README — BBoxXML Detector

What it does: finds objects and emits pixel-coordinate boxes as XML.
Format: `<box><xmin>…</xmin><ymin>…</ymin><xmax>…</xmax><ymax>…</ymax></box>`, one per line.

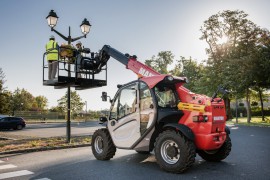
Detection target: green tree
<box><xmin>0</xmin><ymin>68</ymin><xmax>10</xmax><ymax>114</ymax></box>
<box><xmin>35</xmin><ymin>96</ymin><xmax>48</xmax><ymax>111</ymax></box>
<box><xmin>57</xmin><ymin>90</ymin><xmax>84</xmax><ymax>116</ymax></box>
<box><xmin>145</xmin><ymin>51</ymin><xmax>174</xmax><ymax>74</ymax></box>
<box><xmin>251</xmin><ymin>29</ymin><xmax>270</xmax><ymax>121</ymax></box>
<box><xmin>10</xmin><ymin>88</ymin><xmax>35</xmax><ymax>115</ymax></box>
<box><xmin>49</xmin><ymin>106</ymin><xmax>61</xmax><ymax>112</ymax></box>
<box><xmin>172</xmin><ymin>56</ymin><xmax>205</xmax><ymax>93</ymax></box>
<box><xmin>200</xmin><ymin>10</ymin><xmax>262</xmax><ymax>122</ymax></box>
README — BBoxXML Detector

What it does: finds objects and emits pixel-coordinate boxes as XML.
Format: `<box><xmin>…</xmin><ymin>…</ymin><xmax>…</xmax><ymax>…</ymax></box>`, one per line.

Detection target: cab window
<box><xmin>140</xmin><ymin>83</ymin><xmax>153</xmax><ymax>110</ymax></box>
<box><xmin>118</xmin><ymin>84</ymin><xmax>137</xmax><ymax>119</ymax></box>
<box><xmin>109</xmin><ymin>96</ymin><xmax>119</xmax><ymax>120</ymax></box>
<box><xmin>139</xmin><ymin>82</ymin><xmax>154</xmax><ymax>134</ymax></box>
<box><xmin>154</xmin><ymin>86</ymin><xmax>178</xmax><ymax>108</ymax></box>
<box><xmin>109</xmin><ymin>83</ymin><xmax>137</xmax><ymax>120</ymax></box>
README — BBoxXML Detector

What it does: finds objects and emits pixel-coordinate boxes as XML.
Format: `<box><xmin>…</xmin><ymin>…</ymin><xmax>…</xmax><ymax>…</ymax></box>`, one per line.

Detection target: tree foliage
<box><xmin>10</xmin><ymin>88</ymin><xmax>35</xmax><ymax>115</ymax></box>
<box><xmin>34</xmin><ymin>96</ymin><xmax>48</xmax><ymax>111</ymax></box>
<box><xmin>172</xmin><ymin>56</ymin><xmax>206</xmax><ymax>94</ymax></box>
<box><xmin>145</xmin><ymin>51</ymin><xmax>174</xmax><ymax>74</ymax></box>
<box><xmin>143</xmin><ymin>10</ymin><xmax>269</xmax><ymax>122</ymax></box>
<box><xmin>200</xmin><ymin>10</ymin><xmax>270</xmax><ymax>122</ymax></box>
<box><xmin>57</xmin><ymin>90</ymin><xmax>84</xmax><ymax>114</ymax></box>
<box><xmin>0</xmin><ymin>68</ymin><xmax>10</xmax><ymax>114</ymax></box>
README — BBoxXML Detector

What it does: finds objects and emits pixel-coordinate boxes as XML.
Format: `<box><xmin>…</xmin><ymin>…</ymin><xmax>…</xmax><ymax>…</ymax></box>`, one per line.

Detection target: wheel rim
<box><xmin>17</xmin><ymin>125</ymin><xmax>22</xmax><ymax>130</ymax></box>
<box><xmin>160</xmin><ymin>139</ymin><xmax>180</xmax><ymax>164</ymax></box>
<box><xmin>94</xmin><ymin>136</ymin><xmax>104</xmax><ymax>154</ymax></box>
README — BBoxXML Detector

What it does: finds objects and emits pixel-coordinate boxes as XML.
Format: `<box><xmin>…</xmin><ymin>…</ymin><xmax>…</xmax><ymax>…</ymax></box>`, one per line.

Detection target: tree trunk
<box><xmin>258</xmin><ymin>89</ymin><xmax>265</xmax><ymax>121</ymax></box>
<box><xmin>246</xmin><ymin>88</ymin><xmax>251</xmax><ymax>123</ymax></box>
<box><xmin>235</xmin><ymin>97</ymin><xmax>238</xmax><ymax>123</ymax></box>
<box><xmin>224</xmin><ymin>97</ymin><xmax>232</xmax><ymax>120</ymax></box>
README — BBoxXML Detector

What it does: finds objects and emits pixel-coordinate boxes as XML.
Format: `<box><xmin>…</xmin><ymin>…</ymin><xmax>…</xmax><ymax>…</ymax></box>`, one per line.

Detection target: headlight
<box><xmin>167</xmin><ymin>76</ymin><xmax>174</xmax><ymax>81</ymax></box>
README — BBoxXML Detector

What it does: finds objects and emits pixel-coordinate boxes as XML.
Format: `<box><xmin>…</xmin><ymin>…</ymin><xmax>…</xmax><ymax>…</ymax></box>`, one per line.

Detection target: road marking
<box><xmin>0</xmin><ymin>164</ymin><xmax>17</xmax><ymax>170</ymax></box>
<box><xmin>0</xmin><ymin>170</ymin><xmax>34</xmax><ymax>179</ymax></box>
<box><xmin>35</xmin><ymin>178</ymin><xmax>51</xmax><ymax>180</ymax></box>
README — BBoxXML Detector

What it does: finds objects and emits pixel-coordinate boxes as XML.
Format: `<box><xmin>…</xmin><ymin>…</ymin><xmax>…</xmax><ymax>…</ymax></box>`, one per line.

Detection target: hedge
<box><xmin>230</xmin><ymin>107</ymin><xmax>270</xmax><ymax>117</ymax></box>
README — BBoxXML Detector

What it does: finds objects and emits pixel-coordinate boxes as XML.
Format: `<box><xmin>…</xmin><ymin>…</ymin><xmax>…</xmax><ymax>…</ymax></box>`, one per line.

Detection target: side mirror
<box><xmin>101</xmin><ymin>92</ymin><xmax>107</xmax><ymax>101</ymax></box>
<box><xmin>100</xmin><ymin>116</ymin><xmax>108</xmax><ymax>123</ymax></box>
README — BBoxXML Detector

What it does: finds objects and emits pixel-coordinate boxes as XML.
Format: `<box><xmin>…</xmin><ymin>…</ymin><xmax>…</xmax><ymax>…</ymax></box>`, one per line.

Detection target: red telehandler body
<box><xmin>91</xmin><ymin>45</ymin><xmax>231</xmax><ymax>173</ymax></box>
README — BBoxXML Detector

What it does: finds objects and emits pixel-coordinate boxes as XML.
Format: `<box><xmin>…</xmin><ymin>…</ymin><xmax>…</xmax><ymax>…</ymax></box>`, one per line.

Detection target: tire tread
<box><xmin>92</xmin><ymin>128</ymin><xmax>116</xmax><ymax>160</ymax></box>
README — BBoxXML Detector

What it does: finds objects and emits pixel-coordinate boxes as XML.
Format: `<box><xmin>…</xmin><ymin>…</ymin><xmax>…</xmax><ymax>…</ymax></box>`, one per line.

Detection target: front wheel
<box><xmin>198</xmin><ymin>135</ymin><xmax>232</xmax><ymax>162</ymax></box>
<box><xmin>91</xmin><ymin>129</ymin><xmax>116</xmax><ymax>160</ymax></box>
<box><xmin>154</xmin><ymin>130</ymin><xmax>196</xmax><ymax>173</ymax></box>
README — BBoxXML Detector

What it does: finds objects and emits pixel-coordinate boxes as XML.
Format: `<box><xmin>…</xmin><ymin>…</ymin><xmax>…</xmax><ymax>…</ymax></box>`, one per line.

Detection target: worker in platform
<box><xmin>46</xmin><ymin>35</ymin><xmax>59</xmax><ymax>80</ymax></box>
<box><xmin>75</xmin><ymin>41</ymin><xmax>83</xmax><ymax>52</ymax></box>
<box><xmin>75</xmin><ymin>41</ymin><xmax>83</xmax><ymax>78</ymax></box>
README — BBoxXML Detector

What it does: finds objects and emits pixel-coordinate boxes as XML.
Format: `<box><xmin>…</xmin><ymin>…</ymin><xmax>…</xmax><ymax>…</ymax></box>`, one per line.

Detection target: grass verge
<box><xmin>227</xmin><ymin>116</ymin><xmax>270</xmax><ymax>127</ymax></box>
<box><xmin>0</xmin><ymin>136</ymin><xmax>91</xmax><ymax>155</ymax></box>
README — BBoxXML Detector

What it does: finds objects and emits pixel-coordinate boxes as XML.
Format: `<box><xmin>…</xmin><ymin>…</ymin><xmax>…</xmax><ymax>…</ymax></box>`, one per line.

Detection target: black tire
<box><xmin>91</xmin><ymin>128</ymin><xmax>116</xmax><ymax>160</ymax></box>
<box><xmin>16</xmin><ymin>124</ymin><xmax>23</xmax><ymax>130</ymax></box>
<box><xmin>154</xmin><ymin>130</ymin><xmax>196</xmax><ymax>173</ymax></box>
<box><xmin>198</xmin><ymin>135</ymin><xmax>232</xmax><ymax>162</ymax></box>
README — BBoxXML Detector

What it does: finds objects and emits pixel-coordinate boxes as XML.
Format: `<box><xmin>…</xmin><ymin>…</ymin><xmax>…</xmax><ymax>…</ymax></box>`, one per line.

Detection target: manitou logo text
<box><xmin>139</xmin><ymin>68</ymin><xmax>154</xmax><ymax>77</ymax></box>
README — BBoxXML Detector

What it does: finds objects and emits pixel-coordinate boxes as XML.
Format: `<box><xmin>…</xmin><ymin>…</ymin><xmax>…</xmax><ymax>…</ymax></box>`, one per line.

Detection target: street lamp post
<box><xmin>85</xmin><ymin>101</ymin><xmax>87</xmax><ymax>121</ymax></box>
<box><xmin>46</xmin><ymin>10</ymin><xmax>91</xmax><ymax>143</ymax></box>
<box><xmin>85</xmin><ymin>101</ymin><xmax>87</xmax><ymax>113</ymax></box>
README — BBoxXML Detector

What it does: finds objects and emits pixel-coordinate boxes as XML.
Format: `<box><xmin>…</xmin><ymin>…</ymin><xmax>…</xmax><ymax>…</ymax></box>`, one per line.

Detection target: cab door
<box><xmin>108</xmin><ymin>82</ymin><xmax>140</xmax><ymax>148</ymax></box>
<box><xmin>139</xmin><ymin>82</ymin><xmax>156</xmax><ymax>135</ymax></box>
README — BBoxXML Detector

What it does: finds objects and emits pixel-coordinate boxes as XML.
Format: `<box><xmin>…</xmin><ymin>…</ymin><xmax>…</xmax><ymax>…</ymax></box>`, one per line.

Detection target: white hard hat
<box><xmin>50</xmin><ymin>35</ymin><xmax>55</xmax><ymax>39</ymax></box>
<box><xmin>76</xmin><ymin>41</ymin><xmax>82</xmax><ymax>45</ymax></box>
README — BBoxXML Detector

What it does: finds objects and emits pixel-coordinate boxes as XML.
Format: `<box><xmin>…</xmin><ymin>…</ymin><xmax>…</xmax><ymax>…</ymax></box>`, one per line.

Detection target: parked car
<box><xmin>0</xmin><ymin>117</ymin><xmax>26</xmax><ymax>130</ymax></box>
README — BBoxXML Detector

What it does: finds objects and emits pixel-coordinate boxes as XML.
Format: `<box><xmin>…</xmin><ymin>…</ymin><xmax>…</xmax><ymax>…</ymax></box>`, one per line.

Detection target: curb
<box><xmin>0</xmin><ymin>143</ymin><xmax>91</xmax><ymax>156</ymax></box>
<box><xmin>227</xmin><ymin>122</ymin><xmax>270</xmax><ymax>128</ymax></box>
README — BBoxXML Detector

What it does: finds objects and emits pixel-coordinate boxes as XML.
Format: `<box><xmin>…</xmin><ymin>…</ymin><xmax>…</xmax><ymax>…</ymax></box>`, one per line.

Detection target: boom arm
<box><xmin>100</xmin><ymin>45</ymin><xmax>160</xmax><ymax>77</ymax></box>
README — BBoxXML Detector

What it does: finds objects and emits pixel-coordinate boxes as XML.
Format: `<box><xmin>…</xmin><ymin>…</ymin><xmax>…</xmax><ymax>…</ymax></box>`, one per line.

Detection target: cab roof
<box><xmin>140</xmin><ymin>75</ymin><xmax>187</xmax><ymax>89</ymax></box>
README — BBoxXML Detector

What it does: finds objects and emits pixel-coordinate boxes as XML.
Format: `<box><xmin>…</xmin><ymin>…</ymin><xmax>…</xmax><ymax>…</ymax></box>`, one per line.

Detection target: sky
<box><xmin>0</xmin><ymin>0</ymin><xmax>269</xmax><ymax>111</ymax></box>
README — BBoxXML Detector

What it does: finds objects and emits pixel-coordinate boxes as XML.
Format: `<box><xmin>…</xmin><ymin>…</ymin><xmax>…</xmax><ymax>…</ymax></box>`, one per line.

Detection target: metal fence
<box><xmin>14</xmin><ymin>111</ymin><xmax>64</xmax><ymax>120</ymax></box>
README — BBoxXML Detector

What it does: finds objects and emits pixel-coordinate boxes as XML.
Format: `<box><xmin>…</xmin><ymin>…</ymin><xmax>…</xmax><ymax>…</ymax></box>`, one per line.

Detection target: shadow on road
<box><xmin>30</xmin><ymin>151</ymin><xmax>237</xmax><ymax>180</ymax></box>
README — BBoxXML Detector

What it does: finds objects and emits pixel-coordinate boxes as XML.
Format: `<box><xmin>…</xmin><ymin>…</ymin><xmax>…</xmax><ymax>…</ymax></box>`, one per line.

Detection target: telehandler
<box><xmin>90</xmin><ymin>45</ymin><xmax>231</xmax><ymax>173</ymax></box>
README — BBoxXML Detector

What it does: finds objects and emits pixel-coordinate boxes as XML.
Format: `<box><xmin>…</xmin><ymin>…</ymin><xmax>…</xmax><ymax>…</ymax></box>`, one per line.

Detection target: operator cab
<box><xmin>153</xmin><ymin>81</ymin><xmax>184</xmax><ymax>125</ymax></box>
<box><xmin>101</xmin><ymin>76</ymin><xmax>184</xmax><ymax>149</ymax></box>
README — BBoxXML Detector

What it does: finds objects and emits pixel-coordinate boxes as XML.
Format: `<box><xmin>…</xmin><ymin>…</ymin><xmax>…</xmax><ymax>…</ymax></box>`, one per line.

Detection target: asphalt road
<box><xmin>1</xmin><ymin>122</ymin><xmax>102</xmax><ymax>138</ymax></box>
<box><xmin>0</xmin><ymin>125</ymin><xmax>269</xmax><ymax>180</ymax></box>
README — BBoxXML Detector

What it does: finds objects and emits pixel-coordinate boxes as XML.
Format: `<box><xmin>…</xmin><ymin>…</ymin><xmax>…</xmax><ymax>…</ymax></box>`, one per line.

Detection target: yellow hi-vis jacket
<box><xmin>46</xmin><ymin>40</ymin><xmax>59</xmax><ymax>61</ymax></box>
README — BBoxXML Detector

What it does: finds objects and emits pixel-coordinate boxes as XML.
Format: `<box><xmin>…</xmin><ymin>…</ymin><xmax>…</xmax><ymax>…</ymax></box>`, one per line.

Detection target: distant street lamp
<box><xmin>20</xmin><ymin>102</ymin><xmax>24</xmax><ymax>111</ymax></box>
<box><xmin>85</xmin><ymin>101</ymin><xmax>88</xmax><ymax>113</ymax></box>
<box><xmin>45</xmin><ymin>9</ymin><xmax>91</xmax><ymax>143</ymax></box>
<box><xmin>85</xmin><ymin>101</ymin><xmax>87</xmax><ymax>121</ymax></box>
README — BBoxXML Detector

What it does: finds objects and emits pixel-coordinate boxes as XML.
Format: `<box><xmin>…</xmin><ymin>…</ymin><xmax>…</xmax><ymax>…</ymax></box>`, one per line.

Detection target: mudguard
<box><xmin>225</xmin><ymin>126</ymin><xmax>230</xmax><ymax>134</ymax></box>
<box><xmin>163</xmin><ymin>123</ymin><xmax>194</xmax><ymax>141</ymax></box>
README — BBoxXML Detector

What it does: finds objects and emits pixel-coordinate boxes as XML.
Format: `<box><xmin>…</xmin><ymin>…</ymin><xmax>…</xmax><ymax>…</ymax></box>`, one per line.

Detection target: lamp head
<box><xmin>46</xmin><ymin>10</ymin><xmax>58</xmax><ymax>28</ymax></box>
<box><xmin>80</xmin><ymin>18</ymin><xmax>91</xmax><ymax>35</ymax></box>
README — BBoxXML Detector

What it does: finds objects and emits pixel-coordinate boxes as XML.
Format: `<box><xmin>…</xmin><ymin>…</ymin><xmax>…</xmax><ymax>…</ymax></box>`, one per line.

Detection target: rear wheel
<box><xmin>198</xmin><ymin>135</ymin><xmax>232</xmax><ymax>162</ymax></box>
<box><xmin>16</xmin><ymin>124</ymin><xmax>23</xmax><ymax>130</ymax></box>
<box><xmin>154</xmin><ymin>130</ymin><xmax>196</xmax><ymax>173</ymax></box>
<box><xmin>91</xmin><ymin>129</ymin><xmax>116</xmax><ymax>160</ymax></box>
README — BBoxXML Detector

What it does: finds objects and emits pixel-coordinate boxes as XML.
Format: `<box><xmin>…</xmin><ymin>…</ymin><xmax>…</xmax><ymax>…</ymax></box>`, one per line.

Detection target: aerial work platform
<box><xmin>43</xmin><ymin>47</ymin><xmax>108</xmax><ymax>90</ymax></box>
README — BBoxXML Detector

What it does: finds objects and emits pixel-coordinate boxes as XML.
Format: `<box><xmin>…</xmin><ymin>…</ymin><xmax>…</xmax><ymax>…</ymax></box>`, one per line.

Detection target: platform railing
<box><xmin>43</xmin><ymin>46</ymin><xmax>107</xmax><ymax>89</ymax></box>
